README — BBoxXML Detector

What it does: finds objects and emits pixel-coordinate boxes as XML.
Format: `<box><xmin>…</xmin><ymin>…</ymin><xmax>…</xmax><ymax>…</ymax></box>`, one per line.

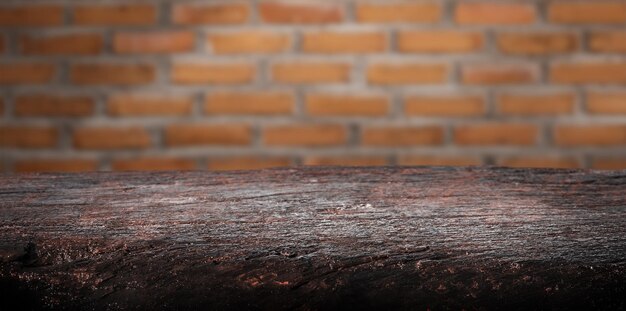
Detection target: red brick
<box><xmin>15</xmin><ymin>94</ymin><xmax>94</xmax><ymax>117</ymax></box>
<box><xmin>172</xmin><ymin>63</ymin><xmax>255</xmax><ymax>84</ymax></box>
<box><xmin>362</xmin><ymin>126</ymin><xmax>444</xmax><ymax>146</ymax></box>
<box><xmin>306</xmin><ymin>94</ymin><xmax>389</xmax><ymax>116</ymax></box>
<box><xmin>0</xmin><ymin>63</ymin><xmax>55</xmax><ymax>84</ymax></box>
<box><xmin>302</xmin><ymin>31</ymin><xmax>386</xmax><ymax>53</ymax></box>
<box><xmin>0</xmin><ymin>5</ymin><xmax>63</xmax><ymax>26</ymax></box>
<box><xmin>549</xmin><ymin>2</ymin><xmax>626</xmax><ymax>24</ymax></box>
<box><xmin>112</xmin><ymin>158</ymin><xmax>196</xmax><ymax>171</ymax></box>
<box><xmin>355</xmin><ymin>3</ymin><xmax>441</xmax><ymax>23</ymax></box>
<box><xmin>20</xmin><ymin>33</ymin><xmax>103</xmax><ymax>55</ymax></box>
<box><xmin>497</xmin><ymin>32</ymin><xmax>578</xmax><ymax>55</ymax></box>
<box><xmin>70</xmin><ymin>63</ymin><xmax>155</xmax><ymax>85</ymax></box>
<box><xmin>259</xmin><ymin>2</ymin><xmax>342</xmax><ymax>24</ymax></box>
<box><xmin>263</xmin><ymin>125</ymin><xmax>347</xmax><ymax>146</ymax></box>
<box><xmin>165</xmin><ymin>124</ymin><xmax>251</xmax><ymax>146</ymax></box>
<box><xmin>208</xmin><ymin>32</ymin><xmax>290</xmax><ymax>54</ymax></box>
<box><xmin>551</xmin><ymin>62</ymin><xmax>626</xmax><ymax>84</ymax></box>
<box><xmin>108</xmin><ymin>94</ymin><xmax>193</xmax><ymax>117</ymax></box>
<box><xmin>303</xmin><ymin>156</ymin><xmax>388</xmax><ymax>166</ymax></box>
<box><xmin>15</xmin><ymin>159</ymin><xmax>98</xmax><ymax>173</ymax></box>
<box><xmin>462</xmin><ymin>63</ymin><xmax>538</xmax><ymax>85</ymax></box>
<box><xmin>173</xmin><ymin>3</ymin><xmax>249</xmax><ymax>25</ymax></box>
<box><xmin>497</xmin><ymin>93</ymin><xmax>575</xmax><ymax>116</ymax></box>
<box><xmin>0</xmin><ymin>126</ymin><xmax>58</xmax><ymax>148</ymax></box>
<box><xmin>591</xmin><ymin>158</ymin><xmax>626</xmax><ymax>170</ymax></box>
<box><xmin>272</xmin><ymin>62</ymin><xmax>350</xmax><ymax>84</ymax></box>
<box><xmin>455</xmin><ymin>3</ymin><xmax>536</xmax><ymax>25</ymax></box>
<box><xmin>367</xmin><ymin>63</ymin><xmax>447</xmax><ymax>85</ymax></box>
<box><xmin>455</xmin><ymin>123</ymin><xmax>538</xmax><ymax>146</ymax></box>
<box><xmin>589</xmin><ymin>31</ymin><xmax>626</xmax><ymax>52</ymax></box>
<box><xmin>73</xmin><ymin>5</ymin><xmax>156</xmax><ymax>25</ymax></box>
<box><xmin>205</xmin><ymin>92</ymin><xmax>294</xmax><ymax>115</ymax></box>
<box><xmin>397</xmin><ymin>156</ymin><xmax>482</xmax><ymax>166</ymax></box>
<box><xmin>208</xmin><ymin>157</ymin><xmax>291</xmax><ymax>171</ymax></box>
<box><xmin>398</xmin><ymin>31</ymin><xmax>483</xmax><ymax>53</ymax></box>
<box><xmin>587</xmin><ymin>91</ymin><xmax>626</xmax><ymax>114</ymax></box>
<box><xmin>0</xmin><ymin>35</ymin><xmax>5</xmax><ymax>53</ymax></box>
<box><xmin>497</xmin><ymin>157</ymin><xmax>580</xmax><ymax>169</ymax></box>
<box><xmin>114</xmin><ymin>31</ymin><xmax>195</xmax><ymax>54</ymax></box>
<box><xmin>73</xmin><ymin>127</ymin><xmax>151</xmax><ymax>150</ymax></box>
<box><xmin>554</xmin><ymin>125</ymin><xmax>626</xmax><ymax>146</ymax></box>
<box><xmin>405</xmin><ymin>95</ymin><xmax>485</xmax><ymax>117</ymax></box>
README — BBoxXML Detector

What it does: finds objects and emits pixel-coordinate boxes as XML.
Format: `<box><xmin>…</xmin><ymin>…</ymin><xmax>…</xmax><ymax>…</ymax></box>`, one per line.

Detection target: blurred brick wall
<box><xmin>1</xmin><ymin>0</ymin><xmax>626</xmax><ymax>172</ymax></box>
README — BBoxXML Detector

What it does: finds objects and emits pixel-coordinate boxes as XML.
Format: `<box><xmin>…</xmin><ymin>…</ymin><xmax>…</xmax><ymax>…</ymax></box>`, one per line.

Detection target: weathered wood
<box><xmin>0</xmin><ymin>166</ymin><xmax>625</xmax><ymax>310</ymax></box>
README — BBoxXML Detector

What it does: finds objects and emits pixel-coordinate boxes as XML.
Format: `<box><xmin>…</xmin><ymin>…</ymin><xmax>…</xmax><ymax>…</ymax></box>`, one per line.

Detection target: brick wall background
<box><xmin>1</xmin><ymin>0</ymin><xmax>626</xmax><ymax>172</ymax></box>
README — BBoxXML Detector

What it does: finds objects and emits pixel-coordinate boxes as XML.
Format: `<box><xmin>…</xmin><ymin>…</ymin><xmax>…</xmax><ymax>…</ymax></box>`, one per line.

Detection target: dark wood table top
<box><xmin>1</xmin><ymin>166</ymin><xmax>625</xmax><ymax>310</ymax></box>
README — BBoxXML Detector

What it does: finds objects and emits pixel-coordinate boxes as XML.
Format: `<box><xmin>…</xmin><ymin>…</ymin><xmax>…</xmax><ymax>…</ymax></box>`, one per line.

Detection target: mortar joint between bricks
<box><xmin>158</xmin><ymin>0</ymin><xmax>171</xmax><ymax>26</ymax></box>
<box><xmin>486</xmin><ymin>88</ymin><xmax>496</xmax><ymax>119</ymax></box>
<box><xmin>347</xmin><ymin>123</ymin><xmax>359</xmax><ymax>147</ymax></box>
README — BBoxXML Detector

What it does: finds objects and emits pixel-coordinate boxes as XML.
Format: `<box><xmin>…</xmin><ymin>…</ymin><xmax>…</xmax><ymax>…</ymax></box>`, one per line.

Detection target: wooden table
<box><xmin>0</xmin><ymin>166</ymin><xmax>624</xmax><ymax>310</ymax></box>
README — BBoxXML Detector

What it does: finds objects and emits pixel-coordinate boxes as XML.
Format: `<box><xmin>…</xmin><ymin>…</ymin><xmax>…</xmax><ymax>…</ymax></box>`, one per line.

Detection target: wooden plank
<box><xmin>0</xmin><ymin>166</ymin><xmax>624</xmax><ymax>310</ymax></box>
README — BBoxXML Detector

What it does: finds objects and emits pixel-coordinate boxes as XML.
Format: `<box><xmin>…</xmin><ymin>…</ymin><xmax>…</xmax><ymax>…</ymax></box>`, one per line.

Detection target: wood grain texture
<box><xmin>0</xmin><ymin>166</ymin><xmax>625</xmax><ymax>310</ymax></box>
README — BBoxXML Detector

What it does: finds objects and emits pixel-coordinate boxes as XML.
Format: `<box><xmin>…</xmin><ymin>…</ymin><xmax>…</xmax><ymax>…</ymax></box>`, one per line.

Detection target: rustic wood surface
<box><xmin>0</xmin><ymin>166</ymin><xmax>625</xmax><ymax>310</ymax></box>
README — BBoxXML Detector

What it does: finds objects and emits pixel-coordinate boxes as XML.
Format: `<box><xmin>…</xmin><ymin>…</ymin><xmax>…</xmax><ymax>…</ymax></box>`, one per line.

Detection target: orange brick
<box><xmin>73</xmin><ymin>5</ymin><xmax>156</xmax><ymax>25</ymax></box>
<box><xmin>205</xmin><ymin>92</ymin><xmax>293</xmax><ymax>115</ymax></box>
<box><xmin>302</xmin><ymin>31</ymin><xmax>386</xmax><ymax>53</ymax></box>
<box><xmin>455</xmin><ymin>123</ymin><xmax>538</xmax><ymax>146</ymax></box>
<box><xmin>587</xmin><ymin>92</ymin><xmax>626</xmax><ymax>114</ymax></box>
<box><xmin>15</xmin><ymin>94</ymin><xmax>94</xmax><ymax>117</ymax></box>
<box><xmin>259</xmin><ymin>2</ymin><xmax>342</xmax><ymax>24</ymax></box>
<box><xmin>455</xmin><ymin>3</ymin><xmax>535</xmax><ymax>25</ymax></box>
<box><xmin>172</xmin><ymin>3</ymin><xmax>249</xmax><ymax>25</ymax></box>
<box><xmin>405</xmin><ymin>95</ymin><xmax>485</xmax><ymax>117</ymax></box>
<box><xmin>208</xmin><ymin>31</ymin><xmax>290</xmax><ymax>54</ymax></box>
<box><xmin>20</xmin><ymin>33</ymin><xmax>103</xmax><ymax>55</ymax></box>
<box><xmin>303</xmin><ymin>156</ymin><xmax>387</xmax><ymax>167</ymax></box>
<box><xmin>114</xmin><ymin>31</ymin><xmax>195</xmax><ymax>54</ymax></box>
<box><xmin>398</xmin><ymin>31</ymin><xmax>483</xmax><ymax>53</ymax></box>
<box><xmin>0</xmin><ymin>126</ymin><xmax>58</xmax><ymax>148</ymax></box>
<box><xmin>263</xmin><ymin>125</ymin><xmax>347</xmax><ymax>146</ymax></box>
<box><xmin>551</xmin><ymin>62</ymin><xmax>626</xmax><ymax>84</ymax></box>
<box><xmin>549</xmin><ymin>2</ymin><xmax>626</xmax><ymax>24</ymax></box>
<box><xmin>554</xmin><ymin>125</ymin><xmax>626</xmax><ymax>146</ymax></box>
<box><xmin>112</xmin><ymin>158</ymin><xmax>196</xmax><ymax>171</ymax></box>
<box><xmin>497</xmin><ymin>33</ymin><xmax>578</xmax><ymax>55</ymax></box>
<box><xmin>70</xmin><ymin>63</ymin><xmax>155</xmax><ymax>85</ymax></box>
<box><xmin>108</xmin><ymin>94</ymin><xmax>193</xmax><ymax>117</ymax></box>
<box><xmin>589</xmin><ymin>31</ymin><xmax>626</xmax><ymax>52</ymax></box>
<box><xmin>462</xmin><ymin>63</ymin><xmax>538</xmax><ymax>85</ymax></box>
<box><xmin>272</xmin><ymin>62</ymin><xmax>350</xmax><ymax>83</ymax></box>
<box><xmin>165</xmin><ymin>124</ymin><xmax>251</xmax><ymax>146</ymax></box>
<box><xmin>367</xmin><ymin>63</ymin><xmax>447</xmax><ymax>84</ymax></box>
<box><xmin>208</xmin><ymin>156</ymin><xmax>291</xmax><ymax>171</ymax></box>
<box><xmin>591</xmin><ymin>158</ymin><xmax>626</xmax><ymax>170</ymax></box>
<box><xmin>355</xmin><ymin>3</ymin><xmax>441</xmax><ymax>23</ymax></box>
<box><xmin>362</xmin><ymin>126</ymin><xmax>444</xmax><ymax>146</ymax></box>
<box><xmin>172</xmin><ymin>63</ymin><xmax>255</xmax><ymax>84</ymax></box>
<box><xmin>0</xmin><ymin>63</ymin><xmax>55</xmax><ymax>84</ymax></box>
<box><xmin>15</xmin><ymin>159</ymin><xmax>98</xmax><ymax>173</ymax></box>
<box><xmin>73</xmin><ymin>127</ymin><xmax>151</xmax><ymax>150</ymax></box>
<box><xmin>497</xmin><ymin>157</ymin><xmax>580</xmax><ymax>169</ymax></box>
<box><xmin>397</xmin><ymin>156</ymin><xmax>481</xmax><ymax>166</ymax></box>
<box><xmin>306</xmin><ymin>93</ymin><xmax>388</xmax><ymax>117</ymax></box>
<box><xmin>497</xmin><ymin>93</ymin><xmax>575</xmax><ymax>116</ymax></box>
<box><xmin>0</xmin><ymin>5</ymin><xmax>63</xmax><ymax>26</ymax></box>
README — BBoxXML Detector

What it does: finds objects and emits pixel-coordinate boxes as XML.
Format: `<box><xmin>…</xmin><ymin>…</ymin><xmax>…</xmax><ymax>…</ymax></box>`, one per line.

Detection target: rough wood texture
<box><xmin>0</xmin><ymin>166</ymin><xmax>625</xmax><ymax>310</ymax></box>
